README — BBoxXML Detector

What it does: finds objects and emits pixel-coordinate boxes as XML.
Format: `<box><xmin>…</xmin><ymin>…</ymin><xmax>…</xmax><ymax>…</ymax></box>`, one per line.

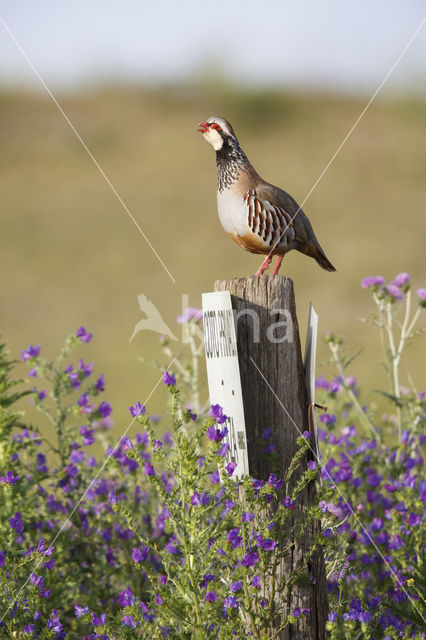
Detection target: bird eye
<box><xmin>211</xmin><ymin>123</ymin><xmax>221</xmax><ymax>130</ymax></box>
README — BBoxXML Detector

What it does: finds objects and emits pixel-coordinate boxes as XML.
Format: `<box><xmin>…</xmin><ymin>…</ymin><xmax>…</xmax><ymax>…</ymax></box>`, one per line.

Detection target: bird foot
<box><xmin>272</xmin><ymin>256</ymin><xmax>283</xmax><ymax>275</ymax></box>
<box><xmin>255</xmin><ymin>255</ymin><xmax>272</xmax><ymax>276</ymax></box>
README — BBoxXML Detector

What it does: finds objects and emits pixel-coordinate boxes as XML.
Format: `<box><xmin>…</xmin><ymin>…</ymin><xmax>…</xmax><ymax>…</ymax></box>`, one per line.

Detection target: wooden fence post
<box><xmin>214</xmin><ymin>275</ymin><xmax>328</xmax><ymax>640</ymax></box>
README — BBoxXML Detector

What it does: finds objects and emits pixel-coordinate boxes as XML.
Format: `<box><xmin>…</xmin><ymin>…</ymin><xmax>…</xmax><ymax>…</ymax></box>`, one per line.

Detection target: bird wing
<box><xmin>243</xmin><ymin>186</ymin><xmax>297</xmax><ymax>252</ymax></box>
<box><xmin>254</xmin><ymin>182</ymin><xmax>316</xmax><ymax>247</ymax></box>
<box><xmin>254</xmin><ymin>182</ymin><xmax>335</xmax><ymax>270</ymax></box>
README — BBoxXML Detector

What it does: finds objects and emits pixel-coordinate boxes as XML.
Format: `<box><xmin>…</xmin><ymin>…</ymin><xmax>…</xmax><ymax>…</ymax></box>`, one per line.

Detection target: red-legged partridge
<box><xmin>198</xmin><ymin>116</ymin><xmax>336</xmax><ymax>276</ymax></box>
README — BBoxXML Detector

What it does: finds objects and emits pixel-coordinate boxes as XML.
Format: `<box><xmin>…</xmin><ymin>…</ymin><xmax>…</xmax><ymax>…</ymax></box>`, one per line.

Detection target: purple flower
<box><xmin>320</xmin><ymin>413</ymin><xmax>336</xmax><ymax>424</ymax></box>
<box><xmin>129</xmin><ymin>401</ymin><xmax>146</xmax><ymax>417</ymax></box>
<box><xmin>320</xmin><ymin>501</ymin><xmax>344</xmax><ymax>519</ymax></box>
<box><xmin>30</xmin><ymin>573</ymin><xmax>44</xmax><ymax>588</ymax></box>
<box><xmin>97</xmin><ymin>401</ymin><xmax>112</xmax><ymax>418</ymax></box>
<box><xmin>408</xmin><ymin>513</ymin><xmax>421</xmax><ymax>526</ymax></box>
<box><xmin>389</xmin><ymin>534</ymin><xmax>404</xmax><ymax>550</ymax></box>
<box><xmin>417</xmin><ymin>288</ymin><xmax>426</xmax><ymax>306</ymax></box>
<box><xmin>144</xmin><ymin>462</ymin><xmax>155</xmax><ymax>476</ymax></box>
<box><xmin>218</xmin><ymin>442</ymin><xmax>229</xmax><ymax>457</ymax></box>
<box><xmin>0</xmin><ymin>471</ymin><xmax>18</xmax><ymax>485</ymax></box>
<box><xmin>319</xmin><ymin>500</ymin><xmax>327</xmax><ymax>513</ymax></box>
<box><xmin>224</xmin><ymin>595</ymin><xmax>238</xmax><ymax>609</ymax></box>
<box><xmin>75</xmin><ymin>605</ymin><xmax>89</xmax><ymax>619</ymax></box>
<box><xmin>251</xmin><ymin>575</ymin><xmax>261</xmax><ymax>588</ymax></box>
<box><xmin>78</xmin><ymin>358</ymin><xmax>93</xmax><ymax>377</ymax></box>
<box><xmin>242</xmin><ymin>551</ymin><xmax>259</xmax><ymax>567</ymax></box>
<box><xmin>76</xmin><ymin>326</ymin><xmax>92</xmax><ymax>343</ymax></box>
<box><xmin>242</xmin><ymin>512</ymin><xmax>255</xmax><ymax>522</ymax></box>
<box><xmin>108</xmin><ymin>492</ymin><xmax>118</xmax><ymax>504</ymax></box>
<box><xmin>38</xmin><ymin>389</ymin><xmax>47</xmax><ymax>401</ymax></box>
<box><xmin>65</xmin><ymin>463</ymin><xmax>79</xmax><ymax>478</ymax></box>
<box><xmin>162</xmin><ymin>370</ymin><xmax>176</xmax><ymax>386</ymax></box>
<box><xmin>328</xmin><ymin>611</ymin><xmax>338</xmax><ymax>622</ymax></box>
<box><xmin>69</xmin><ymin>450</ymin><xmax>84</xmax><ymax>463</ymax></box>
<box><xmin>155</xmin><ymin>593</ymin><xmax>163</xmax><ymax>605</ymax></box>
<box><xmin>122</xmin><ymin>615</ymin><xmax>137</xmax><ymax>628</ymax></box>
<box><xmin>358</xmin><ymin>611</ymin><xmax>371</xmax><ymax>623</ymax></box>
<box><xmin>206</xmin><ymin>425</ymin><xmax>228</xmax><ymax>442</ymax></box>
<box><xmin>225</xmin><ymin>461</ymin><xmax>237</xmax><ymax>476</ymax></box>
<box><xmin>46</xmin><ymin>611</ymin><xmax>63</xmax><ymax>633</ymax></box>
<box><xmin>361</xmin><ymin>275</ymin><xmax>384</xmax><ymax>289</ymax></box>
<box><xmin>261</xmin><ymin>538</ymin><xmax>278</xmax><ymax>551</ymax></box>
<box><xmin>21</xmin><ymin>344</ymin><xmax>41</xmax><ymax>361</ymax></box>
<box><xmin>132</xmin><ymin>547</ymin><xmax>149</xmax><ymax>563</ymax></box>
<box><xmin>92</xmin><ymin>612</ymin><xmax>106</xmax><ymax>626</ymax></box>
<box><xmin>392</xmin><ymin>272</ymin><xmax>410</xmax><ymax>288</ymax></box>
<box><xmin>268</xmin><ymin>473</ymin><xmax>282</xmax><ymax>490</ymax></box>
<box><xmin>119</xmin><ymin>586</ymin><xmax>135</xmax><ymax>607</ymax></box>
<box><xmin>292</xmin><ymin>607</ymin><xmax>301</xmax><ymax>618</ymax></box>
<box><xmin>316</xmin><ymin>376</ymin><xmax>330</xmax><ymax>390</ymax></box>
<box><xmin>165</xmin><ymin>537</ymin><xmax>180</xmax><ymax>555</ymax></box>
<box><xmin>283</xmin><ymin>496</ymin><xmax>296</xmax><ymax>510</ymax></box>
<box><xmin>80</xmin><ymin>424</ymin><xmax>95</xmax><ymax>446</ymax></box>
<box><xmin>0</xmin><ymin>551</ymin><xmax>5</xmax><ymax>568</ymax></box>
<box><xmin>121</xmin><ymin>435</ymin><xmax>134</xmax><ymax>451</ymax></box>
<box><xmin>263</xmin><ymin>442</ymin><xmax>275</xmax><ymax>454</ymax></box>
<box><xmin>68</xmin><ymin>372</ymin><xmax>80</xmax><ymax>389</ymax></box>
<box><xmin>385</xmin><ymin>284</ymin><xmax>404</xmax><ymax>301</ymax></box>
<box><xmin>210</xmin><ymin>470</ymin><xmax>220</xmax><ymax>484</ymax></box>
<box><xmin>176</xmin><ymin>307</ymin><xmax>203</xmax><ymax>324</ymax></box>
<box><xmin>230</xmin><ymin>581</ymin><xmax>242</xmax><ymax>592</ymax></box>
<box><xmin>95</xmin><ymin>374</ymin><xmax>105</xmax><ymax>391</ymax></box>
<box><xmin>307</xmin><ymin>461</ymin><xmax>317</xmax><ymax>471</ymax></box>
<box><xmin>205</xmin><ymin>591</ymin><xmax>218</xmax><ymax>602</ymax></box>
<box><xmin>9</xmin><ymin>512</ymin><xmax>24</xmax><ymax>533</ymax></box>
<box><xmin>191</xmin><ymin>490</ymin><xmax>210</xmax><ymax>507</ymax></box>
<box><xmin>226</xmin><ymin>528</ymin><xmax>242</xmax><ymax>549</ymax></box>
<box><xmin>200</xmin><ymin>573</ymin><xmax>215</xmax><ymax>589</ymax></box>
<box><xmin>23</xmin><ymin>624</ymin><xmax>35</xmax><ymax>635</ymax></box>
<box><xmin>77</xmin><ymin>393</ymin><xmax>94</xmax><ymax>414</ymax></box>
<box><xmin>302</xmin><ymin>430</ymin><xmax>311</xmax><ymax>439</ymax></box>
<box><xmin>208</xmin><ymin>404</ymin><xmax>227</xmax><ymax>424</ymax></box>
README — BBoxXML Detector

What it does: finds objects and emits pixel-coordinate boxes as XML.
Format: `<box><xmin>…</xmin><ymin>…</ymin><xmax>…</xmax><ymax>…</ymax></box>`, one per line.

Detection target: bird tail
<box><xmin>309</xmin><ymin>244</ymin><xmax>336</xmax><ymax>272</ymax></box>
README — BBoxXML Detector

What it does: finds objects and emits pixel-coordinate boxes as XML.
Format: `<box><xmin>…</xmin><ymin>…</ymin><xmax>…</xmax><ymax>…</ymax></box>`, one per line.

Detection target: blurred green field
<box><xmin>1</xmin><ymin>84</ymin><xmax>425</xmax><ymax>433</ymax></box>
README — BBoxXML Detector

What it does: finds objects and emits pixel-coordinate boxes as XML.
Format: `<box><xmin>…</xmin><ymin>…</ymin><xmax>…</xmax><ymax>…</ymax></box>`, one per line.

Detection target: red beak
<box><xmin>197</xmin><ymin>121</ymin><xmax>210</xmax><ymax>133</ymax></box>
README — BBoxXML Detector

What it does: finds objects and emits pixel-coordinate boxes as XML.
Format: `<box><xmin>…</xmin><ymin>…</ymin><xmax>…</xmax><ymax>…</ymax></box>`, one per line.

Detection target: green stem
<box><xmin>175</xmin><ymin>418</ymin><xmax>203</xmax><ymax>639</ymax></box>
<box><xmin>374</xmin><ymin>294</ymin><xmax>393</xmax><ymax>387</ymax></box>
<box><xmin>329</xmin><ymin>342</ymin><xmax>380</xmax><ymax>445</ymax></box>
<box><xmin>242</xmin><ymin>576</ymin><xmax>261</xmax><ymax>640</ymax></box>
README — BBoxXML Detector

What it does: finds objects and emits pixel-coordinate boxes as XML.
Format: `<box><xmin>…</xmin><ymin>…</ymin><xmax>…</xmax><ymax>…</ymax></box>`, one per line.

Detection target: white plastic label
<box><xmin>202</xmin><ymin>291</ymin><xmax>249</xmax><ymax>478</ymax></box>
<box><xmin>304</xmin><ymin>303</ymin><xmax>319</xmax><ymax>456</ymax></box>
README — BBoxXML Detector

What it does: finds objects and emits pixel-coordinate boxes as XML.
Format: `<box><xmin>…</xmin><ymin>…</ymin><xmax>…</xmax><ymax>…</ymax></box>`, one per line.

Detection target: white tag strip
<box><xmin>202</xmin><ymin>291</ymin><xmax>249</xmax><ymax>479</ymax></box>
<box><xmin>304</xmin><ymin>303</ymin><xmax>319</xmax><ymax>457</ymax></box>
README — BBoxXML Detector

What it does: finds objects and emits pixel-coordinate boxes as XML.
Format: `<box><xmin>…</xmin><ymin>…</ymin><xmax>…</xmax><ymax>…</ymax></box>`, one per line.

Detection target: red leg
<box><xmin>273</xmin><ymin>256</ymin><xmax>283</xmax><ymax>275</ymax></box>
<box><xmin>255</xmin><ymin>255</ymin><xmax>272</xmax><ymax>276</ymax></box>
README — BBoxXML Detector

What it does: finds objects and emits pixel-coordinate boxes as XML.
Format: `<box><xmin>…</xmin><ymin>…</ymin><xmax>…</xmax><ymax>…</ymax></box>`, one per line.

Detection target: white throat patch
<box><xmin>203</xmin><ymin>128</ymin><xmax>224</xmax><ymax>151</ymax></box>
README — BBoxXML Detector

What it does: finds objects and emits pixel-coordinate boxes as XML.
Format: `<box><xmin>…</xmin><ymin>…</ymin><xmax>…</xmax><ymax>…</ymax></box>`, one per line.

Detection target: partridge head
<box><xmin>198</xmin><ymin>116</ymin><xmax>336</xmax><ymax>276</ymax></box>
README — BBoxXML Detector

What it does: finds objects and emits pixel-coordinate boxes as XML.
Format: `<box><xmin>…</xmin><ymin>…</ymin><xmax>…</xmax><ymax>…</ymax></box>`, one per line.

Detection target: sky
<box><xmin>0</xmin><ymin>1</ymin><xmax>425</xmax><ymax>93</ymax></box>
